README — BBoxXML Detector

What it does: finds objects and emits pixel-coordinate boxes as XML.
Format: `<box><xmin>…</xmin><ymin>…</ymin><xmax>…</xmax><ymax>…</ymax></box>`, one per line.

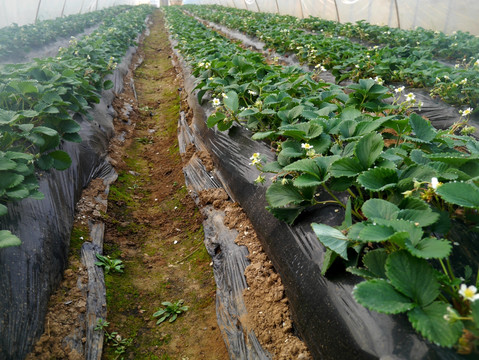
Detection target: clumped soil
<box><xmin>197</xmin><ymin>189</ymin><xmax>311</xmax><ymax>360</ymax></box>
<box><xmin>26</xmin><ymin>9</ymin><xmax>311</xmax><ymax>360</ymax></box>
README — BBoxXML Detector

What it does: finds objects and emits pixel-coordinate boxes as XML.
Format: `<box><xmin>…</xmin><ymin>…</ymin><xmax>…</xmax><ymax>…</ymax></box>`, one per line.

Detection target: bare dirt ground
<box><xmin>26</xmin><ymin>9</ymin><xmax>311</xmax><ymax>360</ymax></box>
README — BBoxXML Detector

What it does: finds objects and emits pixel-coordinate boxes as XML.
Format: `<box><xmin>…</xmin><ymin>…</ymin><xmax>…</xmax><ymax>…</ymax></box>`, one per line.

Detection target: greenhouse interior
<box><xmin>1</xmin><ymin>0</ymin><xmax>479</xmax><ymax>359</ymax></box>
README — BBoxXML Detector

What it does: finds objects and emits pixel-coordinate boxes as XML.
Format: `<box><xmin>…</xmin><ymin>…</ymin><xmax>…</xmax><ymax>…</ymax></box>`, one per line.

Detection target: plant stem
<box><xmin>439</xmin><ymin>258</ymin><xmax>449</xmax><ymax>278</ymax></box>
<box><xmin>322</xmin><ymin>183</ymin><xmax>346</xmax><ymax>208</ymax></box>
<box><xmin>347</xmin><ymin>188</ymin><xmax>357</xmax><ymax>199</ymax></box>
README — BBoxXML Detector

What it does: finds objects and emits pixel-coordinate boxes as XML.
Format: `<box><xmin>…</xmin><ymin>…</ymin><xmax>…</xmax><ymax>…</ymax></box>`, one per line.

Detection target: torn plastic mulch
<box><xmin>172</xmin><ymin>36</ymin><xmax>469</xmax><ymax>360</ymax></box>
<box><xmin>0</xmin><ymin>40</ymin><xmax>141</xmax><ymax>360</ymax></box>
<box><xmin>178</xmin><ymin>109</ymin><xmax>272</xmax><ymax>359</ymax></box>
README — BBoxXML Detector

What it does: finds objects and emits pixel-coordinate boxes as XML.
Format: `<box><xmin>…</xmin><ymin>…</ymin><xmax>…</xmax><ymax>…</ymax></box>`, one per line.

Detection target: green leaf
<box><xmin>59</xmin><ymin>120</ymin><xmax>81</xmax><ymax>134</ymax></box>
<box><xmin>357</xmin><ymin>167</ymin><xmax>398</xmax><ymax>191</ymax></box>
<box><xmin>471</xmin><ymin>301</ymin><xmax>479</xmax><ymax>324</ymax></box>
<box><xmin>426</xmin><ymin>152</ymin><xmax>472</xmax><ymax>166</ymax></box>
<box><xmin>409</xmin><ymin>113</ymin><xmax>436</xmax><ymax>142</ymax></box>
<box><xmin>288</xmin><ymin>105</ymin><xmax>304</xmax><ymax>121</ymax></box>
<box><xmin>251</xmin><ymin>131</ymin><xmax>274</xmax><ymax>140</ymax></box>
<box><xmin>206</xmin><ymin>112</ymin><xmax>226</xmax><ymax>128</ymax></box>
<box><xmin>311</xmin><ymin>223</ymin><xmax>349</xmax><ymax>260</ymax></box>
<box><xmin>217</xmin><ymin>119</ymin><xmax>233</xmax><ymax>131</ymax></box>
<box><xmin>0</xmin><ymin>158</ymin><xmax>17</xmax><ymax>171</ymax></box>
<box><xmin>405</xmin><ymin>237</ymin><xmax>452</xmax><ymax>259</ymax></box>
<box><xmin>103</xmin><ymin>80</ymin><xmax>114</xmax><ymax>90</ymax></box>
<box><xmin>279</xmin><ymin>140</ymin><xmax>303</xmax><ymax>159</ymax></box>
<box><xmin>362</xmin><ymin>199</ymin><xmax>399</xmax><ymax>221</ymax></box>
<box><xmin>6</xmin><ymin>186</ymin><xmax>29</xmax><ymax>199</ymax></box>
<box><xmin>37</xmin><ymin>154</ymin><xmax>54</xmax><ymax>170</ymax></box>
<box><xmin>0</xmin><ymin>230</ymin><xmax>21</xmax><ymax>248</ymax></box>
<box><xmin>346</xmin><ymin>266</ymin><xmax>377</xmax><ymax>279</ymax></box>
<box><xmin>330</xmin><ymin>157</ymin><xmax>363</xmax><ymax>177</ymax></box>
<box><xmin>353</xmin><ymin>279</ymin><xmax>415</xmax><ymax>314</ymax></box>
<box><xmin>5</xmin><ymin>152</ymin><xmax>33</xmax><ymax>161</ymax></box>
<box><xmin>239</xmin><ymin>108</ymin><xmax>259</xmax><ymax>117</ymax></box>
<box><xmin>32</xmin><ymin>126</ymin><xmax>58</xmax><ymax>137</ymax></box>
<box><xmin>29</xmin><ymin>190</ymin><xmax>44</xmax><ymax>200</ymax></box>
<box><xmin>397</xmin><ymin>209</ymin><xmax>439</xmax><ymax>227</ymax></box>
<box><xmin>358</xmin><ymin>224</ymin><xmax>407</xmax><ymax>243</ymax></box>
<box><xmin>266</xmin><ymin>181</ymin><xmax>307</xmax><ymax>208</ymax></box>
<box><xmin>355</xmin><ymin>132</ymin><xmax>384</xmax><ymax>168</ymax></box>
<box><xmin>362</xmin><ymin>248</ymin><xmax>388</xmax><ymax>279</ymax></box>
<box><xmin>279</xmin><ymin>122</ymin><xmax>322</xmax><ymax>140</ymax></box>
<box><xmin>266</xmin><ymin>206</ymin><xmax>304</xmax><ymax>225</ymax></box>
<box><xmin>0</xmin><ymin>173</ymin><xmax>24</xmax><ymax>190</ymax></box>
<box><xmin>0</xmin><ymin>203</ymin><xmax>7</xmax><ymax>216</ymax></box>
<box><xmin>223</xmin><ymin>91</ymin><xmax>239</xmax><ymax>112</ymax></box>
<box><xmin>399</xmin><ymin>164</ymin><xmax>436</xmax><ymax>182</ymax></box>
<box><xmin>339</xmin><ymin>120</ymin><xmax>357</xmax><ymax>139</ymax></box>
<box><xmin>0</xmin><ymin>109</ymin><xmax>19</xmax><ymax>124</ymax></box>
<box><xmin>408</xmin><ymin>302</ymin><xmax>463</xmax><ymax>347</ymax></box>
<box><xmin>386</xmin><ymin>251</ymin><xmax>439</xmax><ymax>306</ymax></box>
<box><xmin>435</xmin><ymin>182</ymin><xmax>479</xmax><ymax>208</ymax></box>
<box><xmin>49</xmin><ymin>151</ymin><xmax>72</xmax><ymax>170</ymax></box>
<box><xmin>283</xmin><ymin>159</ymin><xmax>320</xmax><ymax>177</ymax></box>
<box><xmin>321</xmin><ymin>248</ymin><xmax>338</xmax><ymax>275</ymax></box>
<box><xmin>62</xmin><ymin>132</ymin><xmax>82</xmax><ymax>143</ymax></box>
<box><xmin>293</xmin><ymin>174</ymin><xmax>324</xmax><ymax>188</ymax></box>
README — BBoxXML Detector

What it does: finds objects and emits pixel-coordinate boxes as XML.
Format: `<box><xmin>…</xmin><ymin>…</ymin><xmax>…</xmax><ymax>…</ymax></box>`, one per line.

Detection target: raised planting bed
<box><xmin>0</xmin><ymin>5</ymin><xmax>153</xmax><ymax>358</ymax></box>
<box><xmin>165</xmin><ymin>6</ymin><xmax>479</xmax><ymax>358</ymax></box>
<box><xmin>185</xmin><ymin>4</ymin><xmax>479</xmax><ymax>110</ymax></box>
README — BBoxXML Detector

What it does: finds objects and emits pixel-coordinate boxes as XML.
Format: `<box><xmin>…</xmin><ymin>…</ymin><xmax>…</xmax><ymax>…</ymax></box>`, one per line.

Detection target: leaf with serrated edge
<box><xmin>266</xmin><ymin>182</ymin><xmax>306</xmax><ymax>208</ymax></box>
<box><xmin>358</xmin><ymin>224</ymin><xmax>407</xmax><ymax>243</ymax></box>
<box><xmin>362</xmin><ymin>199</ymin><xmax>399</xmax><ymax>221</ymax></box>
<box><xmin>436</xmin><ymin>182</ymin><xmax>479</xmax><ymax>208</ymax></box>
<box><xmin>0</xmin><ymin>230</ymin><xmax>21</xmax><ymax>248</ymax></box>
<box><xmin>224</xmin><ymin>91</ymin><xmax>239</xmax><ymax>112</ymax></box>
<box><xmin>355</xmin><ymin>132</ymin><xmax>384</xmax><ymax>168</ymax></box>
<box><xmin>346</xmin><ymin>266</ymin><xmax>377</xmax><ymax>279</ymax></box>
<box><xmin>311</xmin><ymin>223</ymin><xmax>348</xmax><ymax>260</ymax></box>
<box><xmin>405</xmin><ymin>237</ymin><xmax>452</xmax><ymax>259</ymax></box>
<box><xmin>408</xmin><ymin>302</ymin><xmax>463</xmax><ymax>347</ymax></box>
<box><xmin>363</xmin><ymin>249</ymin><xmax>388</xmax><ymax>279</ymax></box>
<box><xmin>357</xmin><ymin>167</ymin><xmax>398</xmax><ymax>191</ymax></box>
<box><xmin>353</xmin><ymin>279</ymin><xmax>415</xmax><ymax>314</ymax></box>
<box><xmin>409</xmin><ymin>113</ymin><xmax>436</xmax><ymax>142</ymax></box>
<box><xmin>330</xmin><ymin>157</ymin><xmax>363</xmax><ymax>178</ymax></box>
<box><xmin>386</xmin><ymin>251</ymin><xmax>439</xmax><ymax>306</ymax></box>
<box><xmin>283</xmin><ymin>159</ymin><xmax>321</xmax><ymax>178</ymax></box>
<box><xmin>398</xmin><ymin>209</ymin><xmax>439</xmax><ymax>227</ymax></box>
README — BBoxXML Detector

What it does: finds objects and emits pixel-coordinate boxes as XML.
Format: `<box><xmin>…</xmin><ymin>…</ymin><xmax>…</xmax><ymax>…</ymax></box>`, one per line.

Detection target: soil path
<box><xmin>100</xmin><ymin>11</ymin><xmax>229</xmax><ymax>359</ymax></box>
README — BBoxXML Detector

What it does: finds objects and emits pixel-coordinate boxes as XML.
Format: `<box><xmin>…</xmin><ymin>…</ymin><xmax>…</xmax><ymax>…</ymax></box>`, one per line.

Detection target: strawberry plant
<box><xmin>166</xmin><ymin>6</ymin><xmax>479</xmax><ymax>352</ymax></box>
<box><xmin>185</xmin><ymin>4</ymin><xmax>479</xmax><ymax>108</ymax></box>
<box><xmin>0</xmin><ymin>6</ymin><xmax>131</xmax><ymax>61</ymax></box>
<box><xmin>0</xmin><ymin>5</ymin><xmax>153</xmax><ymax>248</ymax></box>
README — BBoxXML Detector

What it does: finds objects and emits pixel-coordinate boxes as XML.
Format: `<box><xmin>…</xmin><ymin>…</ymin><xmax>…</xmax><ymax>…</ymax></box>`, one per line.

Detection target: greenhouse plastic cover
<box><xmin>0</xmin><ymin>0</ymin><xmax>151</xmax><ymax>28</ymax></box>
<box><xmin>185</xmin><ymin>0</ymin><xmax>479</xmax><ymax>35</ymax></box>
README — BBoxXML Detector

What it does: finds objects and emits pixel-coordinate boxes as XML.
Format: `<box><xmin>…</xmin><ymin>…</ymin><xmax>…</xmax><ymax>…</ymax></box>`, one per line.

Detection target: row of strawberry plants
<box><xmin>0</xmin><ymin>5</ymin><xmax>153</xmax><ymax>248</ymax></box>
<box><xmin>0</xmin><ymin>6</ymin><xmax>131</xmax><ymax>61</ymax></box>
<box><xmin>167</xmin><ymin>6</ymin><xmax>479</xmax><ymax>353</ymax></box>
<box><xmin>184</xmin><ymin>5</ymin><xmax>479</xmax><ymax>109</ymax></box>
<box><xmin>300</xmin><ymin>17</ymin><xmax>479</xmax><ymax>64</ymax></box>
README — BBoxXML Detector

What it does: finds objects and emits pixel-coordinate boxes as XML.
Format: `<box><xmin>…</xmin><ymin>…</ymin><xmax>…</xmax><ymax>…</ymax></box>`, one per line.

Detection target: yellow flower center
<box><xmin>465</xmin><ymin>288</ymin><xmax>475</xmax><ymax>298</ymax></box>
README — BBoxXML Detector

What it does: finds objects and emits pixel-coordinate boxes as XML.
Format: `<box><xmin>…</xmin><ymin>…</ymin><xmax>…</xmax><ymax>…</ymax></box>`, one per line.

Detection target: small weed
<box><xmin>153</xmin><ymin>300</ymin><xmax>189</xmax><ymax>325</ymax></box>
<box><xmin>136</xmin><ymin>136</ymin><xmax>154</xmax><ymax>144</ymax></box>
<box><xmin>95</xmin><ymin>253</ymin><xmax>124</xmax><ymax>274</ymax></box>
<box><xmin>95</xmin><ymin>319</ymin><xmax>133</xmax><ymax>358</ymax></box>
